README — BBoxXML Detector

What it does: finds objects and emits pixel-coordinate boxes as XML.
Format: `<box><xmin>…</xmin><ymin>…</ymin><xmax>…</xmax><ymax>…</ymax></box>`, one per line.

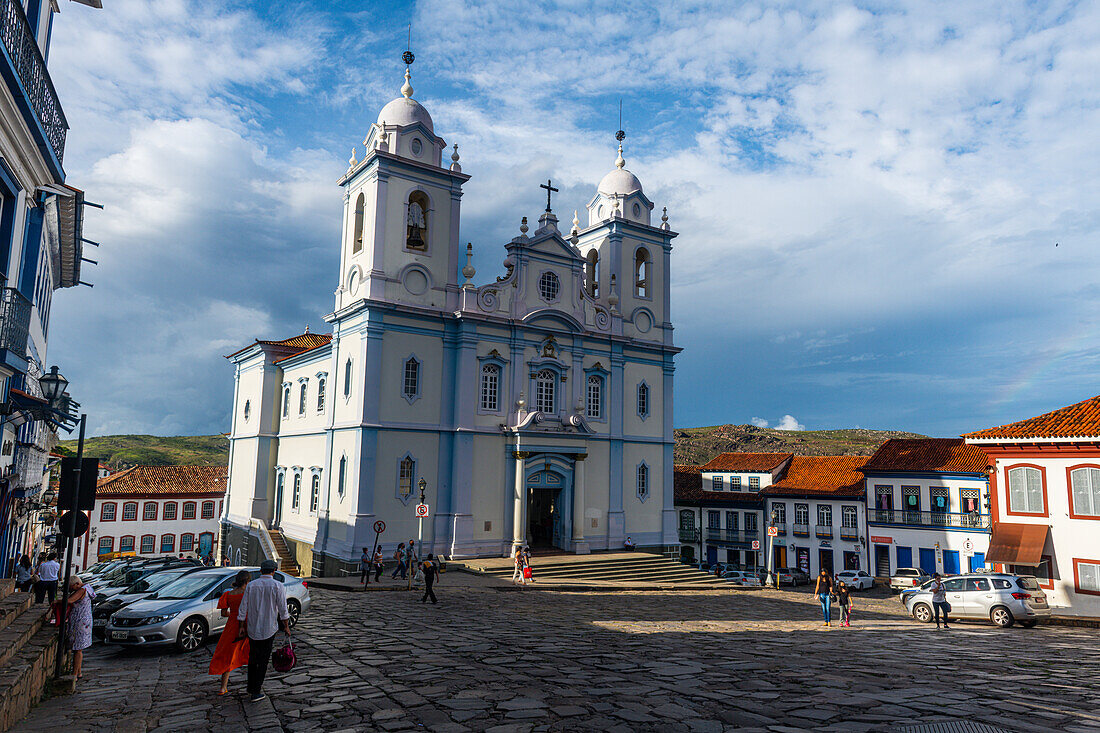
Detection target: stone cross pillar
<box><xmin>512</xmin><ymin>451</ymin><xmax>529</xmax><ymax>555</ymax></box>
<box><xmin>572</xmin><ymin>453</ymin><xmax>590</xmax><ymax>554</ymax></box>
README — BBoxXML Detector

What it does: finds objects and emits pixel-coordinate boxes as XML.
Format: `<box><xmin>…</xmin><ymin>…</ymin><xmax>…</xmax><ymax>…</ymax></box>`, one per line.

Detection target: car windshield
<box><xmin>125</xmin><ymin>570</ymin><xmax>187</xmax><ymax>595</ymax></box>
<box><xmin>1017</xmin><ymin>577</ymin><xmax>1041</xmax><ymax>591</ymax></box>
<box><xmin>155</xmin><ymin>574</ymin><xmax>225</xmax><ymax>600</ymax></box>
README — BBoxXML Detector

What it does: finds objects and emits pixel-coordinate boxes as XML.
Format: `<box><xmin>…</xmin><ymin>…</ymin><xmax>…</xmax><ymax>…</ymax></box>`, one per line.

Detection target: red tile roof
<box><xmin>699</xmin><ymin>453</ymin><xmax>792</xmax><ymax>472</ymax></box>
<box><xmin>674</xmin><ymin>465</ymin><xmax>702</xmax><ymax>502</ymax></box>
<box><xmin>862</xmin><ymin>439</ymin><xmax>989</xmax><ymax>474</ymax></box>
<box><xmin>96</xmin><ymin>465</ymin><xmax>227</xmax><ymax>498</ymax></box>
<box><xmin>963</xmin><ymin>395</ymin><xmax>1100</xmax><ymax>441</ymax></box>
<box><xmin>226</xmin><ymin>332</ymin><xmax>332</xmax><ymax>360</ymax></box>
<box><xmin>761</xmin><ymin>455</ymin><xmax>868</xmax><ymax>497</ymax></box>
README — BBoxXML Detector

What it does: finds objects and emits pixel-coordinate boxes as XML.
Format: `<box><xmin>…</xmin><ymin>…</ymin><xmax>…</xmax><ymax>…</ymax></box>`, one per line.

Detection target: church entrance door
<box><xmin>525</xmin><ymin>464</ymin><xmax>572</xmax><ymax>551</ymax></box>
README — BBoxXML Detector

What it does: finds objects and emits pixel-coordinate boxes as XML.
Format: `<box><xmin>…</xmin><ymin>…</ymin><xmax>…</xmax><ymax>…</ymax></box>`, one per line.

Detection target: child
<box><xmin>836</xmin><ymin>581</ymin><xmax>854</xmax><ymax>627</ymax></box>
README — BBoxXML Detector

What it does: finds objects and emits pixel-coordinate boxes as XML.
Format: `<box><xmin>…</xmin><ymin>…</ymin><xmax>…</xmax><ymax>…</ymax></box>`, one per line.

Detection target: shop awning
<box><xmin>986</xmin><ymin>522</ymin><xmax>1049</xmax><ymax>566</ymax></box>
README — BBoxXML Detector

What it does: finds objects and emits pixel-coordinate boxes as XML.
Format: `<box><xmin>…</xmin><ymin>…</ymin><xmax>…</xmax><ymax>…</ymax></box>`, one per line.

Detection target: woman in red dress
<box><xmin>209</xmin><ymin>570</ymin><xmax>251</xmax><ymax>694</ymax></box>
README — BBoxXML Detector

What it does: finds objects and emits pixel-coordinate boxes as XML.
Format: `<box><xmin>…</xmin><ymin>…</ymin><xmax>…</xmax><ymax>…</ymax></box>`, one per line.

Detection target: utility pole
<box><xmin>55</xmin><ymin>413</ymin><xmax>86</xmax><ymax>678</ymax></box>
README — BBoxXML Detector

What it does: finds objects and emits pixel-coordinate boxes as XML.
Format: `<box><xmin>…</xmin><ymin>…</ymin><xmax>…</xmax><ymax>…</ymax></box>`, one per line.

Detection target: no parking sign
<box><xmin>415</xmin><ymin>503</ymin><xmax>430</xmax><ymax>517</ymax></box>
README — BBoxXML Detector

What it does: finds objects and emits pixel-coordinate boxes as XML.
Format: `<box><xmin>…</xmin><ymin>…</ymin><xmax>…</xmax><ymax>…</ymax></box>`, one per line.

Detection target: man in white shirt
<box><xmin>237</xmin><ymin>560</ymin><xmax>290</xmax><ymax>702</ymax></box>
<box><xmin>35</xmin><ymin>553</ymin><xmax>60</xmax><ymax>604</ymax></box>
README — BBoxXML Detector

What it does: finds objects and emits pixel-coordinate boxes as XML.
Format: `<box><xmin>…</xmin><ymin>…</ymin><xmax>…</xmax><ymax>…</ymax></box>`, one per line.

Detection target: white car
<box><xmin>835</xmin><ymin>570</ymin><xmax>874</xmax><ymax>590</ymax></box>
<box><xmin>721</xmin><ymin>570</ymin><xmax>762</xmax><ymax>587</ymax></box>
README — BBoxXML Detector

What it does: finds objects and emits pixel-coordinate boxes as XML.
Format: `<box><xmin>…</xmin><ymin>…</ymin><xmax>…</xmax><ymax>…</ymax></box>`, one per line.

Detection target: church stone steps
<box><xmin>268</xmin><ymin>530</ymin><xmax>300</xmax><ymax>577</ymax></box>
<box><xmin>0</xmin><ymin>621</ymin><xmax>59</xmax><ymax>732</ymax></box>
<box><xmin>472</xmin><ymin>554</ymin><xmax>725</xmax><ymax>587</ymax></box>
<box><xmin>0</xmin><ymin>594</ymin><xmax>33</xmax><ymax>637</ymax></box>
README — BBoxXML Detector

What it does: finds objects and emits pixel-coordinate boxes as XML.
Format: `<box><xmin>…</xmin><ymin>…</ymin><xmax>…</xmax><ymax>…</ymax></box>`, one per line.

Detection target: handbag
<box><xmin>523</xmin><ymin>566</ymin><xmax>533</xmax><ymax>580</ymax></box>
<box><xmin>942</xmin><ymin>601</ymin><xmax>952</xmax><ymax>613</ymax></box>
<box><xmin>271</xmin><ymin>632</ymin><xmax>296</xmax><ymax>673</ymax></box>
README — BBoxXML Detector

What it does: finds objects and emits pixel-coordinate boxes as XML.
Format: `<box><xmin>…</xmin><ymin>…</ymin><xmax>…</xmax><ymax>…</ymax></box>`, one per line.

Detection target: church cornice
<box><xmin>338</xmin><ymin>149</ymin><xmax>471</xmax><ymax>188</ymax></box>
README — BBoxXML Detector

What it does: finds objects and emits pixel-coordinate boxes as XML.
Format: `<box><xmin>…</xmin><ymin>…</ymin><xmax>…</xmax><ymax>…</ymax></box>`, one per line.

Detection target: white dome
<box><xmin>598</xmin><ymin>168</ymin><xmax>643</xmax><ymax>196</ymax></box>
<box><xmin>377</xmin><ymin>96</ymin><xmax>434</xmax><ymax>133</ymax></box>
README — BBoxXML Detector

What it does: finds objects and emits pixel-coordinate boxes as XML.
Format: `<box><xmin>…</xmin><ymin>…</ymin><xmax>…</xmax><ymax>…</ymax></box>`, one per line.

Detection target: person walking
<box><xmin>420</xmin><ymin>553</ymin><xmax>439</xmax><ymax>604</ymax></box>
<box><xmin>930</xmin><ymin>573</ymin><xmax>951</xmax><ymax>629</ymax></box>
<box><xmin>836</xmin><ymin>581</ymin><xmax>854</xmax><ymax>627</ymax></box>
<box><xmin>65</xmin><ymin>576</ymin><xmax>93</xmax><ymax>679</ymax></box>
<box><xmin>372</xmin><ymin>545</ymin><xmax>384</xmax><ymax>583</ymax></box>
<box><xmin>406</xmin><ymin>540</ymin><xmax>417</xmax><ymax>581</ymax></box>
<box><xmin>14</xmin><ymin>555</ymin><xmax>33</xmax><ymax>592</ymax></box>
<box><xmin>814</xmin><ymin>569</ymin><xmax>834</xmax><ymax>627</ymax></box>
<box><xmin>365</xmin><ymin>548</ymin><xmax>378</xmax><ymax>581</ymax></box>
<box><xmin>210</xmin><ymin>570</ymin><xmax>251</xmax><ymax>695</ymax></box>
<box><xmin>391</xmin><ymin>543</ymin><xmax>407</xmax><ymax>579</ymax></box>
<box><xmin>237</xmin><ymin>559</ymin><xmax>291</xmax><ymax>702</ymax></box>
<box><xmin>35</xmin><ymin>553</ymin><xmax>59</xmax><ymax>605</ymax></box>
<box><xmin>522</xmin><ymin>547</ymin><xmax>535</xmax><ymax>583</ymax></box>
<box><xmin>511</xmin><ymin>547</ymin><xmax>526</xmax><ymax>586</ymax></box>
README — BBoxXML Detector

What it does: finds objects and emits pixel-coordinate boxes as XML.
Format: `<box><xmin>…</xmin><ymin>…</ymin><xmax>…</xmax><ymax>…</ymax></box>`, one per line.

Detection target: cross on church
<box><xmin>540</xmin><ymin>179</ymin><xmax>558</xmax><ymax>213</ymax></box>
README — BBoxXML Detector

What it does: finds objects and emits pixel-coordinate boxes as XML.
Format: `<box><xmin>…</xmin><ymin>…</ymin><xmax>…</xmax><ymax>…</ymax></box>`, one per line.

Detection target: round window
<box><xmin>632</xmin><ymin>203</ymin><xmax>641</xmax><ymax>217</ymax></box>
<box><xmin>538</xmin><ymin>271</ymin><xmax>560</xmax><ymax>302</ymax></box>
<box><xmin>410</xmin><ymin>138</ymin><xmax>423</xmax><ymax>156</ymax></box>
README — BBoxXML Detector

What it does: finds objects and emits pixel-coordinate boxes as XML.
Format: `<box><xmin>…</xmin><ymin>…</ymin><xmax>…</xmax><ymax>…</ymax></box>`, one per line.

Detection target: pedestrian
<box><xmin>34</xmin><ymin>552</ymin><xmax>59</xmax><ymax>605</ymax></box>
<box><xmin>178</xmin><ymin>553</ymin><xmax>184</xmax><ymax>560</ymax></box>
<box><xmin>511</xmin><ymin>547</ymin><xmax>526</xmax><ymax>586</ymax></box>
<box><xmin>391</xmin><ymin>543</ymin><xmax>407</xmax><ymax>579</ymax></box>
<box><xmin>237</xmin><ymin>559</ymin><xmax>291</xmax><ymax>702</ymax></box>
<box><xmin>372</xmin><ymin>545</ymin><xmax>384</xmax><ymax>583</ymax></box>
<box><xmin>420</xmin><ymin>553</ymin><xmax>439</xmax><ymax>604</ymax></box>
<box><xmin>406</xmin><ymin>540</ymin><xmax>417</xmax><ymax>580</ymax></box>
<box><xmin>836</xmin><ymin>581</ymin><xmax>853</xmax><ymax>627</ymax></box>
<box><xmin>65</xmin><ymin>576</ymin><xmax>92</xmax><ymax>679</ymax></box>
<box><xmin>210</xmin><ymin>570</ymin><xmax>251</xmax><ymax>695</ymax></box>
<box><xmin>814</xmin><ymin>569</ymin><xmax>834</xmax><ymax>627</ymax></box>
<box><xmin>930</xmin><ymin>573</ymin><xmax>951</xmax><ymax>629</ymax></box>
<box><xmin>365</xmin><ymin>545</ymin><xmax>378</xmax><ymax>585</ymax></box>
<box><xmin>623</xmin><ymin>536</ymin><xmax>636</xmax><ymax>551</ymax></box>
<box><xmin>222</xmin><ymin>555</ymin><xmax>230</xmax><ymax>567</ymax></box>
<box><xmin>14</xmin><ymin>555</ymin><xmax>34</xmax><ymax>592</ymax></box>
<box><xmin>522</xmin><ymin>547</ymin><xmax>535</xmax><ymax>583</ymax></box>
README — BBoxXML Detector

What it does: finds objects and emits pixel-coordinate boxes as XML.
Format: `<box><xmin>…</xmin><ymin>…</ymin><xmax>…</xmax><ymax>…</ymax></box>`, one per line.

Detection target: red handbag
<box><xmin>271</xmin><ymin>633</ymin><xmax>296</xmax><ymax>672</ymax></box>
<box><xmin>522</xmin><ymin>567</ymin><xmax>532</xmax><ymax>579</ymax></box>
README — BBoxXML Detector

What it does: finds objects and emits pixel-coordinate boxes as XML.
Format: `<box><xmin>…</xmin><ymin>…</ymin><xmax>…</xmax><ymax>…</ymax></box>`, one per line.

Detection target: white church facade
<box><xmin>221</xmin><ymin>58</ymin><xmax>680</xmax><ymax>575</ymax></box>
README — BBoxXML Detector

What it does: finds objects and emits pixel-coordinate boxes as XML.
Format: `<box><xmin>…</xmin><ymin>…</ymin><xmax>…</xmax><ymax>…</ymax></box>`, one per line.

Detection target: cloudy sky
<box><xmin>45</xmin><ymin>0</ymin><xmax>1100</xmax><ymax>438</ymax></box>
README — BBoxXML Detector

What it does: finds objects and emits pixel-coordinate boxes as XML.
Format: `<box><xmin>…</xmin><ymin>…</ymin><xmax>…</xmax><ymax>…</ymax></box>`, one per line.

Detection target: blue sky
<box><xmin>43</xmin><ymin>0</ymin><xmax>1100</xmax><ymax>438</ymax></box>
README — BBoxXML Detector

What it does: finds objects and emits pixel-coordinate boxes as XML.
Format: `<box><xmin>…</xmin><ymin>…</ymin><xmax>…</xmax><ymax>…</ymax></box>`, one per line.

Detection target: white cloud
<box><xmin>751</xmin><ymin>417</ymin><xmax>769</xmax><ymax>428</ymax></box>
<box><xmin>775</xmin><ymin>415</ymin><xmax>806</xmax><ymax>431</ymax></box>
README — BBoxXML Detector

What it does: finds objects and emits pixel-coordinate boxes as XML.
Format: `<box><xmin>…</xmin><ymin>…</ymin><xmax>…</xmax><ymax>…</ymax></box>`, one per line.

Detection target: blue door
<box><xmin>896</xmin><ymin>546</ymin><xmax>912</xmax><ymax>569</ymax></box>
<box><xmin>706</xmin><ymin>546</ymin><xmax>718</xmax><ymax>568</ymax></box>
<box><xmin>918</xmin><ymin>548</ymin><xmax>937</xmax><ymax>574</ymax></box>
<box><xmin>942</xmin><ymin>550</ymin><xmax>960</xmax><ymax>575</ymax></box>
<box><xmin>969</xmin><ymin>552</ymin><xmax>985</xmax><ymax>572</ymax></box>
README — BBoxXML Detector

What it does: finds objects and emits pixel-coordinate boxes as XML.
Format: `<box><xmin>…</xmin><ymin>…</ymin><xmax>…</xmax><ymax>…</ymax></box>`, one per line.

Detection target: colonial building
<box><xmin>223</xmin><ymin>56</ymin><xmax>679</xmax><ymax>575</ymax></box>
<box><xmin>88</xmin><ymin>466</ymin><xmax>227</xmax><ymax>568</ymax></box>
<box><xmin>964</xmin><ymin>395</ymin><xmax>1100</xmax><ymax>617</ymax></box>
<box><xmin>861</xmin><ymin>438</ymin><xmax>991</xmax><ymax>578</ymax></box>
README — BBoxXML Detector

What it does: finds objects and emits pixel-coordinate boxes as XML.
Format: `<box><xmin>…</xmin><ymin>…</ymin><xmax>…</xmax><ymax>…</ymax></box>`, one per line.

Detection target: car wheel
<box><xmin>1020</xmin><ymin>620</ymin><xmax>1038</xmax><ymax>628</ymax></box>
<box><xmin>176</xmin><ymin>616</ymin><xmax>208</xmax><ymax>652</ymax></box>
<box><xmin>912</xmin><ymin>602</ymin><xmax>933</xmax><ymax>623</ymax></box>
<box><xmin>287</xmin><ymin>598</ymin><xmax>301</xmax><ymax>628</ymax></box>
<box><xmin>990</xmin><ymin>605</ymin><xmax>1015</xmax><ymax>628</ymax></box>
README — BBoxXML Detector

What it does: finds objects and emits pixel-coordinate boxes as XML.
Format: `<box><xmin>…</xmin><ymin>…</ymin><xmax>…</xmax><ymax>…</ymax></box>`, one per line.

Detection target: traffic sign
<box><xmin>373</xmin><ymin>520</ymin><xmax>386</xmax><ymax>534</ymax></box>
<box><xmin>964</xmin><ymin>539</ymin><xmax>973</xmax><ymax>551</ymax></box>
<box><xmin>767</xmin><ymin>526</ymin><xmax>778</xmax><ymax>537</ymax></box>
<box><xmin>415</xmin><ymin>503</ymin><xmax>430</xmax><ymax>517</ymax></box>
<box><xmin>751</xmin><ymin>540</ymin><xmax>760</xmax><ymax>550</ymax></box>
<box><xmin>57</xmin><ymin>511</ymin><xmax>89</xmax><ymax>538</ymax></box>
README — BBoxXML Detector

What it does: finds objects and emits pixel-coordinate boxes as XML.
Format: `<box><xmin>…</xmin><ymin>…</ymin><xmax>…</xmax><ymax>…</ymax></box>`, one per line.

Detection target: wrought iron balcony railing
<box><xmin>678</xmin><ymin>528</ymin><xmax>699</xmax><ymax>543</ymax></box>
<box><xmin>840</xmin><ymin>526</ymin><xmax>859</xmax><ymax>540</ymax></box>
<box><xmin>772</xmin><ymin>522</ymin><xmax>786</xmax><ymax>535</ymax></box>
<box><xmin>815</xmin><ymin>524</ymin><xmax>833</xmax><ymax>538</ymax></box>
<box><xmin>870</xmin><ymin>509</ymin><xmax>991</xmax><ymax>530</ymax></box>
<box><xmin>792</xmin><ymin>523</ymin><xmax>810</xmax><ymax>536</ymax></box>
<box><xmin>705</xmin><ymin>528</ymin><xmax>759</xmax><ymax>544</ymax></box>
<box><xmin>0</xmin><ymin>287</ymin><xmax>31</xmax><ymax>355</ymax></box>
<box><xmin>0</xmin><ymin>0</ymin><xmax>67</xmax><ymax>163</ymax></box>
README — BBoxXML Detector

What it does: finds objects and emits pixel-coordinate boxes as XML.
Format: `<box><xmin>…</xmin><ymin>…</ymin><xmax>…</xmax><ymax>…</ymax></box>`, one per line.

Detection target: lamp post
<box><xmin>410</xmin><ymin>478</ymin><xmax>427</xmax><ymax>589</ymax></box>
<box><xmin>767</xmin><ymin>508</ymin><xmax>779</xmax><ymax>588</ymax></box>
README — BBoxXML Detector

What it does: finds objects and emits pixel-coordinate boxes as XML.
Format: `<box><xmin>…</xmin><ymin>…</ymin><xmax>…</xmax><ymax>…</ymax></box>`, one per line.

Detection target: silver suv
<box><xmin>904</xmin><ymin>573</ymin><xmax>1050</xmax><ymax>628</ymax></box>
<box><xmin>104</xmin><ymin>567</ymin><xmax>310</xmax><ymax>651</ymax></box>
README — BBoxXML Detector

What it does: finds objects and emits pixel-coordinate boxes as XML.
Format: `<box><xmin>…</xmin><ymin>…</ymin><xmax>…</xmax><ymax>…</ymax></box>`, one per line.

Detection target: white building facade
<box><xmin>223</xmin><ymin>59</ymin><xmax>680</xmax><ymax>575</ymax></box>
<box><xmin>861</xmin><ymin>439</ymin><xmax>992</xmax><ymax>578</ymax></box>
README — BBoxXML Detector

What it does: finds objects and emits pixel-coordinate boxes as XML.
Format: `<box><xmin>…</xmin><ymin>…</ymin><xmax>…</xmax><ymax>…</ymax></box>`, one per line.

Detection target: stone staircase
<box><xmin>465</xmin><ymin>552</ymin><xmax>728</xmax><ymax>588</ymax></box>
<box><xmin>268</xmin><ymin>530</ymin><xmax>300</xmax><ymax>577</ymax></box>
<box><xmin>0</xmin><ymin>580</ymin><xmax>60</xmax><ymax>731</ymax></box>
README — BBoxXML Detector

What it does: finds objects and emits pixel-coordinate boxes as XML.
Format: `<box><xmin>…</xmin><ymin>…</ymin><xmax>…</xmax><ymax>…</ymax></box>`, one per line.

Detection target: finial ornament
<box><xmin>348</xmin><ymin>147</ymin><xmax>358</xmax><ymax>168</ymax></box>
<box><xmin>608</xmin><ymin>274</ymin><xmax>619</xmax><ymax>311</ymax></box>
<box><xmin>462</xmin><ymin>243</ymin><xmax>476</xmax><ymax>287</ymax></box>
<box><xmin>403</xmin><ymin>24</ymin><xmax>415</xmax><ymax>66</ymax></box>
<box><xmin>450</xmin><ymin>143</ymin><xmax>461</xmax><ymax>172</ymax></box>
<box><xmin>616</xmin><ymin>99</ymin><xmax>625</xmax><ymax>142</ymax></box>
<box><xmin>572</xmin><ymin>210</ymin><xmax>580</xmax><ymax>232</ymax></box>
<box><xmin>520</xmin><ymin>216</ymin><xmax>529</xmax><ymax>235</ymax></box>
<box><xmin>615</xmin><ymin>143</ymin><xmax>625</xmax><ymax>170</ymax></box>
<box><xmin>304</xmin><ymin>324</ymin><xmax>310</xmax><ymax>334</ymax></box>
<box><xmin>401</xmin><ymin>68</ymin><xmax>413</xmax><ymax>98</ymax></box>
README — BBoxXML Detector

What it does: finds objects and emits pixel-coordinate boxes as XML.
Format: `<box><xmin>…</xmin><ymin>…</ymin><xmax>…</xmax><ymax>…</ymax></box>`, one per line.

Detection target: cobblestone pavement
<box><xmin>15</xmin><ymin>582</ymin><xmax>1100</xmax><ymax>732</ymax></box>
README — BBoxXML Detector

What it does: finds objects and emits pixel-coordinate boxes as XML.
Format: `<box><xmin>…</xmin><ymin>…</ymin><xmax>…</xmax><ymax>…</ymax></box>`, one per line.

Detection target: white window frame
<box><xmin>818</xmin><ymin>504</ymin><xmax>833</xmax><ymax>527</ymax></box>
<box><xmin>1070</xmin><ymin>467</ymin><xmax>1100</xmax><ymax>517</ymax></box>
<box><xmin>1007</xmin><ymin>466</ymin><xmax>1044</xmax><ymax>514</ymax></box>
<box><xmin>310</xmin><ymin>473</ymin><xmax>320</xmax><ymax>513</ymax></box>
<box><xmin>636</xmin><ymin>462</ymin><xmax>649</xmax><ymax>502</ymax></box>
<box><xmin>636</xmin><ymin>381</ymin><xmax>650</xmax><ymax>420</ymax></box>
<box><xmin>480</xmin><ymin>363</ymin><xmax>500</xmax><ymax>413</ymax></box>
<box><xmin>534</xmin><ymin>369</ymin><xmax>556</xmax><ymax>414</ymax></box>
<box><xmin>316</xmin><ymin>372</ymin><xmax>327</xmax><ymax>412</ymax></box>
<box><xmin>586</xmin><ymin>374</ymin><xmax>603</xmax><ymax>420</ymax></box>
<box><xmin>298</xmin><ymin>379</ymin><xmax>308</xmax><ymax>416</ymax></box>
<box><xmin>402</xmin><ymin>356</ymin><xmax>421</xmax><ymax>404</ymax></box>
<box><xmin>292</xmin><ymin>472</ymin><xmax>302</xmax><ymax>510</ymax></box>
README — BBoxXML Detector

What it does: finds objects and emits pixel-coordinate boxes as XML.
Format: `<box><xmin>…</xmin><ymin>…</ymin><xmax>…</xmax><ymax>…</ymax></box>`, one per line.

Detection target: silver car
<box><xmin>103</xmin><ymin>567</ymin><xmax>311</xmax><ymax>651</ymax></box>
<box><xmin>905</xmin><ymin>573</ymin><xmax>1050</xmax><ymax>628</ymax></box>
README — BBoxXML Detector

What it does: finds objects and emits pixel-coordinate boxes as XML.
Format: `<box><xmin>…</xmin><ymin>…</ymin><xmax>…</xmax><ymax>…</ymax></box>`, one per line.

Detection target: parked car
<box><xmin>104</xmin><ymin>567</ymin><xmax>311</xmax><ymax>651</ymax></box>
<box><xmin>904</xmin><ymin>573</ymin><xmax>1050</xmax><ymax>628</ymax></box>
<box><xmin>889</xmin><ymin>567</ymin><xmax>931</xmax><ymax>591</ymax></box>
<box><xmin>721</xmin><ymin>570</ymin><xmax>763</xmax><ymax>587</ymax></box>
<box><xmin>835</xmin><ymin>570</ymin><xmax>874</xmax><ymax>590</ymax></box>
<box><xmin>91</xmin><ymin>566</ymin><xmax>208</xmax><ymax>638</ymax></box>
<box><xmin>777</xmin><ymin>568</ymin><xmax>809</xmax><ymax>586</ymax></box>
<box><xmin>94</xmin><ymin>561</ymin><xmax>200</xmax><ymax>603</ymax></box>
<box><xmin>81</xmin><ymin>557</ymin><xmax>142</xmax><ymax>584</ymax></box>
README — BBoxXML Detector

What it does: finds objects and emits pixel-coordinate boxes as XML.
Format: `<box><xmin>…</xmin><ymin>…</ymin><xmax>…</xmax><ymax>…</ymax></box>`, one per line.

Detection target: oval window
<box><xmin>632</xmin><ymin>203</ymin><xmax>641</xmax><ymax>217</ymax></box>
<box><xmin>410</xmin><ymin>138</ymin><xmax>423</xmax><ymax>155</ymax></box>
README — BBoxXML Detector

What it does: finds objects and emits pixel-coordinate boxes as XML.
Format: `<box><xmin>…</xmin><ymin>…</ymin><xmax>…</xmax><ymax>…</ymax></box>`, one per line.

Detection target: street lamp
<box><xmin>767</xmin><ymin>508</ymin><xmax>780</xmax><ymax>588</ymax></box>
<box><xmin>38</xmin><ymin>366</ymin><xmax>68</xmax><ymax>406</ymax></box>
<box><xmin>411</xmin><ymin>478</ymin><xmax>428</xmax><ymax>589</ymax></box>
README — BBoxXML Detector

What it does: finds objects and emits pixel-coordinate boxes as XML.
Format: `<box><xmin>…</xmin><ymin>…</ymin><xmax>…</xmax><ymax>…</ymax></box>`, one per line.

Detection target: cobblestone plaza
<box><xmin>16</xmin><ymin>581</ymin><xmax>1100</xmax><ymax>732</ymax></box>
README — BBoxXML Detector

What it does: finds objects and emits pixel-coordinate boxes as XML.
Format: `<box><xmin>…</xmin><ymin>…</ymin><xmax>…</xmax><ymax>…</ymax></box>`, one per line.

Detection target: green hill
<box><xmin>56</xmin><ymin>434</ymin><xmax>228</xmax><ymax>469</ymax></box>
<box><xmin>673</xmin><ymin>424</ymin><xmax>927</xmax><ymax>466</ymax></box>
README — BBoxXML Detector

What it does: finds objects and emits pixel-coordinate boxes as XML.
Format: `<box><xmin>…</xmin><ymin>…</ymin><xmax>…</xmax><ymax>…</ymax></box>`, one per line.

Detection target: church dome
<box><xmin>597</xmin><ymin>144</ymin><xmax>643</xmax><ymax>196</ymax></box>
<box><xmin>377</xmin><ymin>68</ymin><xmax>434</xmax><ymax>133</ymax></box>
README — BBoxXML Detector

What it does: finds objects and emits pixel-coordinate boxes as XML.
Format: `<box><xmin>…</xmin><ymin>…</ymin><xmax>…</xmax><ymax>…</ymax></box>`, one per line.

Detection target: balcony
<box><xmin>815</xmin><ymin>524</ymin><xmax>833</xmax><ymax>539</ymax></box>
<box><xmin>705</xmin><ymin>529</ymin><xmax>759</xmax><ymax>545</ymax></box>
<box><xmin>0</xmin><ymin>0</ymin><xmax>67</xmax><ymax>165</ymax></box>
<box><xmin>772</xmin><ymin>522</ymin><xmax>786</xmax><ymax>536</ymax></box>
<box><xmin>870</xmin><ymin>509</ymin><xmax>991</xmax><ymax>530</ymax></box>
<box><xmin>840</xmin><ymin>526</ymin><xmax>859</xmax><ymax>541</ymax></box>
<box><xmin>0</xmin><ymin>286</ymin><xmax>31</xmax><ymax>355</ymax></box>
<box><xmin>678</xmin><ymin>528</ymin><xmax>699</xmax><ymax>543</ymax></box>
<box><xmin>792</xmin><ymin>523</ymin><xmax>809</xmax><ymax>537</ymax></box>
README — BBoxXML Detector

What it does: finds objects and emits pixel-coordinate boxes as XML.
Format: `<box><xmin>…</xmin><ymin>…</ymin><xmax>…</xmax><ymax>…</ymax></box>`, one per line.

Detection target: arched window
<box><xmin>535</xmin><ymin>369</ymin><xmax>556</xmax><ymax>414</ymax></box>
<box><xmin>180</xmin><ymin>533</ymin><xmax>195</xmax><ymax>552</ymax></box>
<box><xmin>403</xmin><ymin>357</ymin><xmax>420</xmax><ymax>400</ymax></box>
<box><xmin>122</xmin><ymin>502</ymin><xmax>138</xmax><ymax>521</ymax></box>
<box><xmin>310</xmin><ymin>474</ymin><xmax>320</xmax><ymax>512</ymax></box>
<box><xmin>201</xmin><ymin>501</ymin><xmax>215</xmax><ymax>519</ymax></box>
<box><xmin>160</xmin><ymin>534</ymin><xmax>175</xmax><ymax>553</ymax></box>
<box><xmin>143</xmin><ymin>502</ymin><xmax>157</xmax><ymax>521</ymax></box>
<box><xmin>98</xmin><ymin>537</ymin><xmax>113</xmax><ymax>555</ymax></box>
<box><xmin>585</xmin><ymin>250</ymin><xmax>600</xmax><ymax>298</ymax></box>
<box><xmin>352</xmin><ymin>192</ymin><xmax>365</xmax><ymax>253</ymax></box>
<box><xmin>637</xmin><ymin>463</ymin><xmax>649</xmax><ymax>501</ymax></box>
<box><xmin>282</xmin><ymin>385</ymin><xmax>290</xmax><ymax>418</ymax></box>
<box><xmin>634</xmin><ymin>247</ymin><xmax>651</xmax><ymax>298</ymax></box>
<box><xmin>317</xmin><ymin>376</ymin><xmax>326</xmax><ymax>411</ymax></box>
<box><xmin>298</xmin><ymin>381</ymin><xmax>308</xmax><ymax>415</ymax></box>
<box><xmin>182</xmin><ymin>502</ymin><xmax>197</xmax><ymax>520</ymax></box>
<box><xmin>406</xmin><ymin>191</ymin><xmax>429</xmax><ymax>251</ymax></box>
<box><xmin>140</xmin><ymin>535</ymin><xmax>155</xmax><ymax>554</ymax></box>
<box><xmin>637</xmin><ymin>382</ymin><xmax>650</xmax><ymax>419</ymax></box>
<box><xmin>338</xmin><ymin>456</ymin><xmax>347</xmax><ymax>498</ymax></box>
<box><xmin>292</xmin><ymin>473</ymin><xmax>301</xmax><ymax>509</ymax></box>
<box><xmin>163</xmin><ymin>502</ymin><xmax>177</xmax><ymax>521</ymax></box>
<box><xmin>344</xmin><ymin>359</ymin><xmax>352</xmax><ymax>397</ymax></box>
<box><xmin>100</xmin><ymin>502</ymin><xmax>116</xmax><ymax>521</ymax></box>
<box><xmin>119</xmin><ymin>536</ymin><xmax>135</xmax><ymax>553</ymax></box>
<box><xmin>480</xmin><ymin>363</ymin><xmax>500</xmax><ymax>412</ymax></box>
<box><xmin>399</xmin><ymin>456</ymin><xmax>415</xmax><ymax>499</ymax></box>
<box><xmin>586</xmin><ymin>374</ymin><xmax>603</xmax><ymax>420</ymax></box>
